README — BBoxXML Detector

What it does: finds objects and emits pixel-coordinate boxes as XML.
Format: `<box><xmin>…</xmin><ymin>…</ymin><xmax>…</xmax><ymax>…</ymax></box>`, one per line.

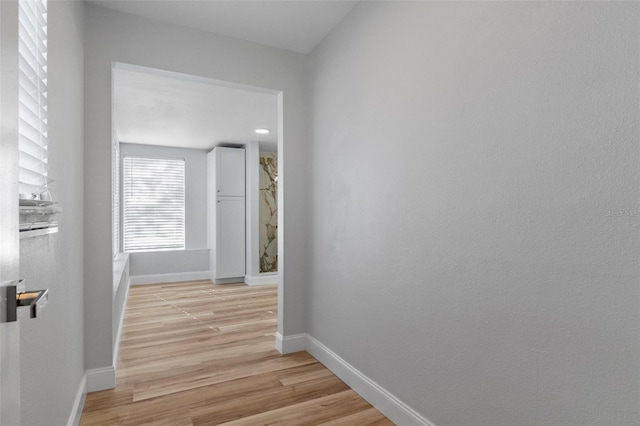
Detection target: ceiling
<box><xmin>108</xmin><ymin>1</ymin><xmax>359</xmax><ymax>151</ymax></box>
<box><xmin>113</xmin><ymin>66</ymin><xmax>279</xmax><ymax>151</ymax></box>
<box><xmin>89</xmin><ymin>0</ymin><xmax>359</xmax><ymax>54</ymax></box>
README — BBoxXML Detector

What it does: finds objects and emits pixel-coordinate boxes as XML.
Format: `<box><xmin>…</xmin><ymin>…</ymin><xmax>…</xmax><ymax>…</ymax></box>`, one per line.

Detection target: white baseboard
<box><xmin>212</xmin><ymin>277</ymin><xmax>245</xmax><ymax>284</ymax></box>
<box><xmin>86</xmin><ymin>366</ymin><xmax>115</xmax><ymax>392</ymax></box>
<box><xmin>130</xmin><ymin>271</ymin><xmax>210</xmax><ymax>285</ymax></box>
<box><xmin>275</xmin><ymin>332</ymin><xmax>306</xmax><ymax>354</ymax></box>
<box><xmin>113</xmin><ymin>277</ymin><xmax>130</xmax><ymax>368</ymax></box>
<box><xmin>305</xmin><ymin>334</ymin><xmax>435</xmax><ymax>426</ymax></box>
<box><xmin>245</xmin><ymin>274</ymin><xmax>278</xmax><ymax>286</ymax></box>
<box><xmin>66</xmin><ymin>374</ymin><xmax>86</xmax><ymax>426</ymax></box>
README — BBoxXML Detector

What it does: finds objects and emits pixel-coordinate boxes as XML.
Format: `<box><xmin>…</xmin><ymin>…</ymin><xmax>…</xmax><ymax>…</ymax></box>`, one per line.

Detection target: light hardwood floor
<box><xmin>80</xmin><ymin>281</ymin><xmax>393</xmax><ymax>425</ymax></box>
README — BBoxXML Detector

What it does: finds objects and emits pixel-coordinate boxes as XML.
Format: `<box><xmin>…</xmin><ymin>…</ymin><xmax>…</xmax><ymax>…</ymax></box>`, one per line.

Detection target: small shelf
<box><xmin>19</xmin><ymin>199</ymin><xmax>56</xmax><ymax>207</ymax></box>
<box><xmin>19</xmin><ymin>201</ymin><xmax>62</xmax><ymax>238</ymax></box>
<box><xmin>20</xmin><ymin>227</ymin><xmax>58</xmax><ymax>239</ymax></box>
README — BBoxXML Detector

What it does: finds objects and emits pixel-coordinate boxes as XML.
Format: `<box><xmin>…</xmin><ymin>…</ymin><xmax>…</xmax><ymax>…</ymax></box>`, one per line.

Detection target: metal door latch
<box><xmin>5</xmin><ymin>280</ymin><xmax>48</xmax><ymax>322</ymax></box>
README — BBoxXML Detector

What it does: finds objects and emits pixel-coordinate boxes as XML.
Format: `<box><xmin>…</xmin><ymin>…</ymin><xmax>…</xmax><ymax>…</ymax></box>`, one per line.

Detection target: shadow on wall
<box><xmin>259</xmin><ymin>152</ymin><xmax>277</xmax><ymax>273</ymax></box>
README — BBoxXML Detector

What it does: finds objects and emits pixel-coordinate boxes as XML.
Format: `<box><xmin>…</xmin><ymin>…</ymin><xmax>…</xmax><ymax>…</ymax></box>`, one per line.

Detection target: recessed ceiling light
<box><xmin>255</xmin><ymin>128</ymin><xmax>270</xmax><ymax>134</ymax></box>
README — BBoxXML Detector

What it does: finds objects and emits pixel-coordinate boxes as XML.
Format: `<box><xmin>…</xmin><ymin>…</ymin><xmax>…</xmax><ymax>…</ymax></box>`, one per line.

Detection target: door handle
<box><xmin>5</xmin><ymin>280</ymin><xmax>49</xmax><ymax>322</ymax></box>
<box><xmin>17</xmin><ymin>289</ymin><xmax>49</xmax><ymax>319</ymax></box>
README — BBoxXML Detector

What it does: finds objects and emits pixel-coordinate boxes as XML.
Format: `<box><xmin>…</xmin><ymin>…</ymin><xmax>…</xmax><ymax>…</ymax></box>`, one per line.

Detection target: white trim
<box><xmin>113</xmin><ymin>276</ymin><xmax>130</xmax><ymax>368</ymax></box>
<box><xmin>86</xmin><ymin>366</ymin><xmax>115</xmax><ymax>392</ymax></box>
<box><xmin>245</xmin><ymin>274</ymin><xmax>278</xmax><ymax>286</ymax></box>
<box><xmin>212</xmin><ymin>277</ymin><xmax>245</xmax><ymax>284</ymax></box>
<box><xmin>129</xmin><ymin>271</ymin><xmax>210</xmax><ymax>285</ymax></box>
<box><xmin>114</xmin><ymin>62</ymin><xmax>280</xmax><ymax>96</ymax></box>
<box><xmin>113</xmin><ymin>252</ymin><xmax>129</xmax><ymax>296</ymax></box>
<box><xmin>66</xmin><ymin>374</ymin><xmax>86</xmax><ymax>426</ymax></box>
<box><xmin>305</xmin><ymin>334</ymin><xmax>435</xmax><ymax>426</ymax></box>
<box><xmin>275</xmin><ymin>332</ymin><xmax>306</xmax><ymax>354</ymax></box>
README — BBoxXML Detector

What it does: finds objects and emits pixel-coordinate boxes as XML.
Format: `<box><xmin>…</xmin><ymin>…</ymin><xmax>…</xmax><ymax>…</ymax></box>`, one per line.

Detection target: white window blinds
<box><xmin>123</xmin><ymin>156</ymin><xmax>185</xmax><ymax>252</ymax></box>
<box><xmin>18</xmin><ymin>0</ymin><xmax>48</xmax><ymax>199</ymax></box>
<box><xmin>18</xmin><ymin>0</ymin><xmax>60</xmax><ymax>233</ymax></box>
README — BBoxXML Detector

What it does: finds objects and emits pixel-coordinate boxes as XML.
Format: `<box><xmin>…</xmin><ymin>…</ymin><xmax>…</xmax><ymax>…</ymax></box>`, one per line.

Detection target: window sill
<box><xmin>20</xmin><ymin>227</ymin><xmax>58</xmax><ymax>239</ymax></box>
<box><xmin>125</xmin><ymin>248</ymin><xmax>186</xmax><ymax>254</ymax></box>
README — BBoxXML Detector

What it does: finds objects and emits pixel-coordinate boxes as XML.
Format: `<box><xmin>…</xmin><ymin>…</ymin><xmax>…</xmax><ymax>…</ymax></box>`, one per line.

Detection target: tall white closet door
<box><xmin>216</xmin><ymin>148</ymin><xmax>245</xmax><ymax>197</ymax></box>
<box><xmin>215</xmin><ymin>197</ymin><xmax>245</xmax><ymax>278</ymax></box>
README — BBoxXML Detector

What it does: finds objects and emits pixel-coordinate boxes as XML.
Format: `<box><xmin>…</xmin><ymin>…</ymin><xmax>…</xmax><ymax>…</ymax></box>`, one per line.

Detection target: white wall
<box><xmin>245</xmin><ymin>141</ymin><xmax>260</xmax><ymax>279</ymax></box>
<box><xmin>19</xmin><ymin>1</ymin><xmax>85</xmax><ymax>424</ymax></box>
<box><xmin>307</xmin><ymin>2</ymin><xmax>639</xmax><ymax>425</ymax></box>
<box><xmin>129</xmin><ymin>250</ymin><xmax>209</xmax><ymax>277</ymax></box>
<box><xmin>119</xmin><ymin>143</ymin><xmax>209</xmax><ymax>277</ymax></box>
<box><xmin>84</xmin><ymin>3</ymin><xmax>308</xmax><ymax>375</ymax></box>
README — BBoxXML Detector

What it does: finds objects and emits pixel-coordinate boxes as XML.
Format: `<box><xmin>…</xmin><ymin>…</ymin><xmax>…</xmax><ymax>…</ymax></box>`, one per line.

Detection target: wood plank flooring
<box><xmin>80</xmin><ymin>281</ymin><xmax>393</xmax><ymax>425</ymax></box>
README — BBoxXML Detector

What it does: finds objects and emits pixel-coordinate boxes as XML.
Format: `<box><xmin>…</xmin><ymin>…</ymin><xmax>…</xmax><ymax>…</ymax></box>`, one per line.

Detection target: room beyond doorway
<box><xmin>110</xmin><ymin>62</ymin><xmax>283</xmax><ymax>356</ymax></box>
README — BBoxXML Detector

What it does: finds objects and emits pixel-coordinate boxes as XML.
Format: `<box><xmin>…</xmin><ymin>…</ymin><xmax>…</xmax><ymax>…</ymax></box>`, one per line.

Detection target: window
<box><xmin>123</xmin><ymin>156</ymin><xmax>185</xmax><ymax>252</ymax></box>
<box><xmin>18</xmin><ymin>0</ymin><xmax>59</xmax><ymax>234</ymax></box>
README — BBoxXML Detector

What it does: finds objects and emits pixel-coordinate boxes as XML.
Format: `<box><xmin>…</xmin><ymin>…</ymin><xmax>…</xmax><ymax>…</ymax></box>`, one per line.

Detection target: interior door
<box><xmin>0</xmin><ymin>0</ymin><xmax>22</xmax><ymax>424</ymax></box>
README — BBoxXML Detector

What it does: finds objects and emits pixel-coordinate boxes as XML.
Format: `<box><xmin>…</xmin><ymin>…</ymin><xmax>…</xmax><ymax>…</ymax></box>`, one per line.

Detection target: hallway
<box><xmin>80</xmin><ymin>281</ymin><xmax>392</xmax><ymax>425</ymax></box>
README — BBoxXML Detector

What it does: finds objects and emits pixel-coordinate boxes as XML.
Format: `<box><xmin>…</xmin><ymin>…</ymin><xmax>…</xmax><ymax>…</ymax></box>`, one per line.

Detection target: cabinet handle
<box><xmin>217</xmin><ymin>189</ymin><xmax>220</xmax><ymax>193</ymax></box>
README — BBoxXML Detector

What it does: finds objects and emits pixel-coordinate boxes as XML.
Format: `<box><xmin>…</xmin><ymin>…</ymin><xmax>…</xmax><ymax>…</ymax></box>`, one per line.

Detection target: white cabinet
<box><xmin>208</xmin><ymin>147</ymin><xmax>245</xmax><ymax>283</ymax></box>
<box><xmin>214</xmin><ymin>198</ymin><xmax>245</xmax><ymax>278</ymax></box>
<box><xmin>214</xmin><ymin>147</ymin><xmax>245</xmax><ymax>197</ymax></box>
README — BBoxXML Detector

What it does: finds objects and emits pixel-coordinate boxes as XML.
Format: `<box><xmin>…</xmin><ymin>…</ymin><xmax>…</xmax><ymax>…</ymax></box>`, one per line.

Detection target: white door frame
<box><xmin>0</xmin><ymin>0</ymin><xmax>22</xmax><ymax>424</ymax></box>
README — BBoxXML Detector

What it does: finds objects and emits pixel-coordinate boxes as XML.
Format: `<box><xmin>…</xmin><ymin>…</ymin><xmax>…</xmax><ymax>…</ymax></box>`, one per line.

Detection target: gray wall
<box><xmin>84</xmin><ymin>3</ymin><xmax>308</xmax><ymax>373</ymax></box>
<box><xmin>119</xmin><ymin>143</ymin><xmax>209</xmax><ymax>276</ymax></box>
<box><xmin>129</xmin><ymin>250</ymin><xmax>209</xmax><ymax>277</ymax></box>
<box><xmin>307</xmin><ymin>2</ymin><xmax>639</xmax><ymax>426</ymax></box>
<box><xmin>19</xmin><ymin>1</ymin><xmax>85</xmax><ymax>425</ymax></box>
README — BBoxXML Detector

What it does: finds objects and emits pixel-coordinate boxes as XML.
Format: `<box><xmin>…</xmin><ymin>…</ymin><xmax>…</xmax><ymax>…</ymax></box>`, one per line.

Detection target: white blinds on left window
<box><xmin>18</xmin><ymin>0</ymin><xmax>49</xmax><ymax>198</ymax></box>
<box><xmin>18</xmin><ymin>0</ymin><xmax>59</xmax><ymax>234</ymax></box>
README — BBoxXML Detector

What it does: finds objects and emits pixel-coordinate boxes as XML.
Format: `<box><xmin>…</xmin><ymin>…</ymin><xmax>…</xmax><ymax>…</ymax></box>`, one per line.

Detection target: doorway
<box><xmin>110</xmin><ymin>63</ymin><xmax>283</xmax><ymax>359</ymax></box>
